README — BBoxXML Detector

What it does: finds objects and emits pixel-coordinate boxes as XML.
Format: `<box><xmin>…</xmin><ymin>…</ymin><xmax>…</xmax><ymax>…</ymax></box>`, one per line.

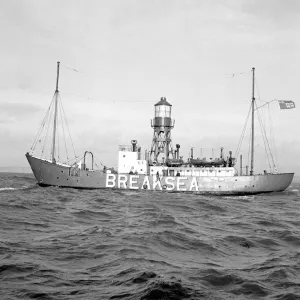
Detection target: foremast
<box><xmin>51</xmin><ymin>61</ymin><xmax>60</xmax><ymax>163</ymax></box>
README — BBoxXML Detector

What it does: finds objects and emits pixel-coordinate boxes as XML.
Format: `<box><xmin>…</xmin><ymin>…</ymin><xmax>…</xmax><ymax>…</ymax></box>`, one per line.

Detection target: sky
<box><xmin>0</xmin><ymin>0</ymin><xmax>299</xmax><ymax>174</ymax></box>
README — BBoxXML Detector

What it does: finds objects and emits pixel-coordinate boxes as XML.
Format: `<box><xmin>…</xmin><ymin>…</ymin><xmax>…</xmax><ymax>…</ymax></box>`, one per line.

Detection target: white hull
<box><xmin>26</xmin><ymin>153</ymin><xmax>294</xmax><ymax>195</ymax></box>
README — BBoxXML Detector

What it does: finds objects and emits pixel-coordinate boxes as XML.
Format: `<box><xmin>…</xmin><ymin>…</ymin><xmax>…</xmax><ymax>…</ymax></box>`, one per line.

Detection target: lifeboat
<box><xmin>166</xmin><ymin>158</ymin><xmax>184</xmax><ymax>167</ymax></box>
<box><xmin>190</xmin><ymin>158</ymin><xmax>226</xmax><ymax>167</ymax></box>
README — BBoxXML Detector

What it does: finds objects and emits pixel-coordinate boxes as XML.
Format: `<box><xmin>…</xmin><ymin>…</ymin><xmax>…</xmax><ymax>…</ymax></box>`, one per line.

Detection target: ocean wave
<box><xmin>16</xmin><ymin>290</ymin><xmax>56</xmax><ymax>300</ymax></box>
<box><xmin>273</xmin><ymin>293</ymin><xmax>300</xmax><ymax>300</ymax></box>
<box><xmin>108</xmin><ymin>275</ymin><xmax>205</xmax><ymax>300</ymax></box>
<box><xmin>139</xmin><ymin>280</ymin><xmax>194</xmax><ymax>300</ymax></box>
<box><xmin>0</xmin><ymin>263</ymin><xmax>36</xmax><ymax>276</ymax></box>
<box><xmin>201</xmin><ymin>272</ymin><xmax>244</xmax><ymax>287</ymax></box>
<box><xmin>0</xmin><ymin>185</ymin><xmax>36</xmax><ymax>192</ymax></box>
<box><xmin>231</xmin><ymin>281</ymin><xmax>269</xmax><ymax>297</ymax></box>
<box><xmin>71</xmin><ymin>209</ymin><xmax>112</xmax><ymax>219</ymax></box>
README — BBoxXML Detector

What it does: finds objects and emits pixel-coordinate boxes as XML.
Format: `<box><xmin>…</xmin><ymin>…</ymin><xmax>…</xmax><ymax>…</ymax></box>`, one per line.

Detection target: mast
<box><xmin>51</xmin><ymin>61</ymin><xmax>60</xmax><ymax>163</ymax></box>
<box><xmin>250</xmin><ymin>67</ymin><xmax>255</xmax><ymax>175</ymax></box>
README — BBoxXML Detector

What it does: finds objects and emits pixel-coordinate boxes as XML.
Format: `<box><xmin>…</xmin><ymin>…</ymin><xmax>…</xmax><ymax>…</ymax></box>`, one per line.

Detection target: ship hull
<box><xmin>26</xmin><ymin>153</ymin><xmax>294</xmax><ymax>195</ymax></box>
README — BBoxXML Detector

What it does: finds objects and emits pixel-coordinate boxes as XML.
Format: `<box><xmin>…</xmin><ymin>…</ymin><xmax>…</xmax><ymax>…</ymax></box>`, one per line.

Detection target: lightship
<box><xmin>26</xmin><ymin>63</ymin><xmax>294</xmax><ymax>194</ymax></box>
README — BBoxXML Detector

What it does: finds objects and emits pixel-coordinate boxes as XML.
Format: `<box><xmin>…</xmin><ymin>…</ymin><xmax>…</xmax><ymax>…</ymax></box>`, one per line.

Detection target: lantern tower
<box><xmin>150</xmin><ymin>97</ymin><xmax>175</xmax><ymax>163</ymax></box>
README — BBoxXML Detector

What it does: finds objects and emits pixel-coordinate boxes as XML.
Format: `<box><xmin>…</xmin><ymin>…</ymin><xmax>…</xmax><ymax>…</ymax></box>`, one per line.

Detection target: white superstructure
<box><xmin>118</xmin><ymin>143</ymin><xmax>147</xmax><ymax>175</ymax></box>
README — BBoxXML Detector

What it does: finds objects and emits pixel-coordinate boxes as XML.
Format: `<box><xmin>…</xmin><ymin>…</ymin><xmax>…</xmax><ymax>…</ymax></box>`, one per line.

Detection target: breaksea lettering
<box><xmin>106</xmin><ymin>174</ymin><xmax>200</xmax><ymax>191</ymax></box>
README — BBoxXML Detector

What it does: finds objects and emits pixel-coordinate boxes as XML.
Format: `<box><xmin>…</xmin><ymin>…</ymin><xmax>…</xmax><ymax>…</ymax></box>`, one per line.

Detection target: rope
<box><xmin>223</xmin><ymin>69</ymin><xmax>252</xmax><ymax>78</ymax></box>
<box><xmin>93</xmin><ymin>154</ymin><xmax>106</xmax><ymax>168</ymax></box>
<box><xmin>42</xmin><ymin>95</ymin><xmax>55</xmax><ymax>158</ymax></box>
<box><xmin>247</xmin><ymin>125</ymin><xmax>251</xmax><ymax>168</ymax></box>
<box><xmin>255</xmin><ymin>77</ymin><xmax>277</xmax><ymax>172</ymax></box>
<box><xmin>235</xmin><ymin>104</ymin><xmax>251</xmax><ymax>159</ymax></box>
<box><xmin>60</xmin><ymin>98</ymin><xmax>77</xmax><ymax>160</ymax></box>
<box><xmin>58</xmin><ymin>95</ymin><xmax>70</xmax><ymax>162</ymax></box>
<box><xmin>56</xmin><ymin>101</ymin><xmax>60</xmax><ymax>161</ymax></box>
<box><xmin>268</xmin><ymin>105</ymin><xmax>279</xmax><ymax>171</ymax></box>
<box><xmin>256</xmin><ymin>102</ymin><xmax>276</xmax><ymax>170</ymax></box>
<box><xmin>30</xmin><ymin>101</ymin><xmax>52</xmax><ymax>153</ymax></box>
<box><xmin>256</xmin><ymin>104</ymin><xmax>272</xmax><ymax>170</ymax></box>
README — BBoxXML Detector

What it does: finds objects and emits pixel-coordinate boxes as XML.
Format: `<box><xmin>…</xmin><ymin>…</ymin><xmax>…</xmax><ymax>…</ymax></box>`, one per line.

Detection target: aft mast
<box><xmin>51</xmin><ymin>61</ymin><xmax>60</xmax><ymax>163</ymax></box>
<box><xmin>250</xmin><ymin>67</ymin><xmax>255</xmax><ymax>176</ymax></box>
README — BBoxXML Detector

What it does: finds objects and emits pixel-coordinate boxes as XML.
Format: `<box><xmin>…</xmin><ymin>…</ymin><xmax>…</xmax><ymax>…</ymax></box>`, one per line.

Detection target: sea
<box><xmin>0</xmin><ymin>172</ymin><xmax>299</xmax><ymax>300</ymax></box>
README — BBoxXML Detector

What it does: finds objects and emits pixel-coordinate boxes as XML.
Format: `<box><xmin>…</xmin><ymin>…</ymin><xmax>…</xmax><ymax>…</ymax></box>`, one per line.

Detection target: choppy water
<box><xmin>0</xmin><ymin>172</ymin><xmax>300</xmax><ymax>300</ymax></box>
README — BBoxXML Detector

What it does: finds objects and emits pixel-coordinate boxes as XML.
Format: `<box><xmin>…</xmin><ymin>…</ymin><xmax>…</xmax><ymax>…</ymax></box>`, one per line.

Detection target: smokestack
<box><xmin>131</xmin><ymin>140</ymin><xmax>137</xmax><ymax>152</ymax></box>
<box><xmin>220</xmin><ymin>147</ymin><xmax>224</xmax><ymax>159</ymax></box>
<box><xmin>176</xmin><ymin>144</ymin><xmax>180</xmax><ymax>159</ymax></box>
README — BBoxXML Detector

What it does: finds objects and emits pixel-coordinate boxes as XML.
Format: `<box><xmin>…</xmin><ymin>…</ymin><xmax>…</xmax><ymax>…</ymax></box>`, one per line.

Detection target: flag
<box><xmin>278</xmin><ymin>100</ymin><xmax>295</xmax><ymax>109</ymax></box>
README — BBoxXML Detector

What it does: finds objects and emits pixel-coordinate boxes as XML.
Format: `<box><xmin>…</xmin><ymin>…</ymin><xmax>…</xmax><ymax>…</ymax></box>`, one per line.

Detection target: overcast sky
<box><xmin>0</xmin><ymin>0</ymin><xmax>299</xmax><ymax>174</ymax></box>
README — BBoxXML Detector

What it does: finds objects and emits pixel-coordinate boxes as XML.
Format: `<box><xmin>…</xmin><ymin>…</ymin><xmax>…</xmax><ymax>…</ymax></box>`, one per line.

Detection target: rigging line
<box><xmin>60</xmin><ymin>98</ymin><xmax>77</xmax><ymax>159</ymax></box>
<box><xmin>30</xmin><ymin>101</ymin><xmax>52</xmax><ymax>152</ymax></box>
<box><xmin>57</xmin><ymin>98</ymin><xmax>60</xmax><ymax>161</ymax></box>
<box><xmin>66</xmin><ymin>155</ymin><xmax>79</xmax><ymax>163</ymax></box>
<box><xmin>234</xmin><ymin>103</ymin><xmax>252</xmax><ymax>159</ymax></box>
<box><xmin>31</xmin><ymin>115</ymin><xmax>46</xmax><ymax>153</ymax></box>
<box><xmin>38</xmin><ymin>106</ymin><xmax>51</xmax><ymax>155</ymax></box>
<box><xmin>58</xmin><ymin>96</ymin><xmax>69</xmax><ymax>160</ymax></box>
<box><xmin>256</xmin><ymin>106</ymin><xmax>272</xmax><ymax>170</ymax></box>
<box><xmin>262</xmin><ymin>103</ymin><xmax>276</xmax><ymax>168</ymax></box>
<box><xmin>223</xmin><ymin>69</ymin><xmax>252</xmax><ymax>78</ymax></box>
<box><xmin>46</xmin><ymin>96</ymin><xmax>56</xmax><ymax>160</ymax></box>
<box><xmin>31</xmin><ymin>107</ymin><xmax>48</xmax><ymax>152</ymax></box>
<box><xmin>61</xmin><ymin>91</ymin><xmax>160</xmax><ymax>103</ymax></box>
<box><xmin>268</xmin><ymin>104</ymin><xmax>279</xmax><ymax>170</ymax></box>
<box><xmin>92</xmin><ymin>154</ymin><xmax>106</xmax><ymax>167</ymax></box>
<box><xmin>256</xmin><ymin>102</ymin><xmax>276</xmax><ymax>169</ymax></box>
<box><xmin>253</xmin><ymin>76</ymin><xmax>272</xmax><ymax>171</ymax></box>
<box><xmin>254</xmin><ymin>76</ymin><xmax>268</xmax><ymax>136</ymax></box>
<box><xmin>42</xmin><ymin>95</ymin><xmax>55</xmax><ymax>157</ymax></box>
<box><xmin>255</xmin><ymin>77</ymin><xmax>262</xmax><ymax>102</ymax></box>
<box><xmin>62</xmin><ymin>64</ymin><xmax>82</xmax><ymax>73</ymax></box>
<box><xmin>247</xmin><ymin>123</ymin><xmax>252</xmax><ymax>169</ymax></box>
